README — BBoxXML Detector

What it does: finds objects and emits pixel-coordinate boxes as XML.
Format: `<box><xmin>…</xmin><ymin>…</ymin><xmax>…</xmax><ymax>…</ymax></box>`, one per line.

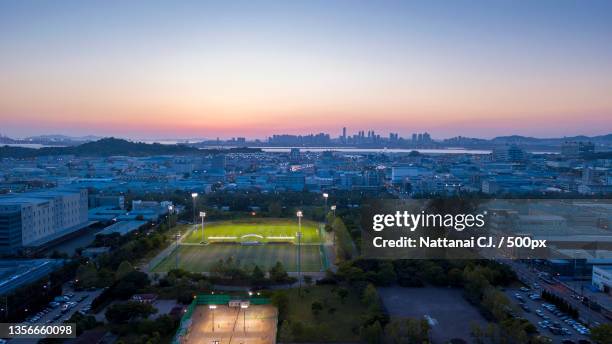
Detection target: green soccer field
<box><xmin>151</xmin><ymin>244</ymin><xmax>323</xmax><ymax>272</ymax></box>
<box><xmin>183</xmin><ymin>218</ymin><xmax>321</xmax><ymax>244</ymax></box>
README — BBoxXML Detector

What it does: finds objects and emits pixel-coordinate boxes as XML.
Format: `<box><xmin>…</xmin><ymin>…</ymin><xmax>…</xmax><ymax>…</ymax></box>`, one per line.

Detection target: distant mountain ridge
<box><xmin>0</xmin><ymin>137</ymin><xmax>261</xmax><ymax>158</ymax></box>
<box><xmin>24</xmin><ymin>134</ymin><xmax>102</xmax><ymax>142</ymax></box>
<box><xmin>489</xmin><ymin>134</ymin><xmax>612</xmax><ymax>145</ymax></box>
<box><xmin>0</xmin><ymin>138</ymin><xmax>201</xmax><ymax>158</ymax></box>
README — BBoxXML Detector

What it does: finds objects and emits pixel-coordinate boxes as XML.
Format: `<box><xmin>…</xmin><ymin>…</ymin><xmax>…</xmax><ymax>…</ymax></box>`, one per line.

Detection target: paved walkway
<box><xmin>145</xmin><ymin>226</ymin><xmax>195</xmax><ymax>273</ymax></box>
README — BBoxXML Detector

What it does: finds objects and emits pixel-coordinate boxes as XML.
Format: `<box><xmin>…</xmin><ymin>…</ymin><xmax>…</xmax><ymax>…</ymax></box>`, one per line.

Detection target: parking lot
<box><xmin>505</xmin><ymin>285</ymin><xmax>593</xmax><ymax>344</ymax></box>
<box><xmin>22</xmin><ymin>287</ymin><xmax>102</xmax><ymax>325</ymax></box>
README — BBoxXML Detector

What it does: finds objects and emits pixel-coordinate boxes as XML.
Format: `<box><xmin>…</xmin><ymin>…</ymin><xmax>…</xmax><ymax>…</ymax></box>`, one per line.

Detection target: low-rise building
<box><xmin>593</xmin><ymin>265</ymin><xmax>612</xmax><ymax>293</ymax></box>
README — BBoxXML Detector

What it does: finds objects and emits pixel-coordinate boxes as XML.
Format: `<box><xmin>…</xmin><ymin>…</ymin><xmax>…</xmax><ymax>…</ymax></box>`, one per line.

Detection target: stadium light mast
<box><xmin>322</xmin><ymin>192</ymin><xmax>329</xmax><ymax>208</ymax></box>
<box><xmin>191</xmin><ymin>192</ymin><xmax>198</xmax><ymax>224</ymax></box>
<box><xmin>241</xmin><ymin>303</ymin><xmax>249</xmax><ymax>334</ymax></box>
<box><xmin>296</xmin><ymin>210</ymin><xmax>303</xmax><ymax>296</ymax></box>
<box><xmin>175</xmin><ymin>231</ymin><xmax>181</xmax><ymax>269</ymax></box>
<box><xmin>167</xmin><ymin>205</ymin><xmax>174</xmax><ymax>229</ymax></box>
<box><xmin>331</xmin><ymin>205</ymin><xmax>336</xmax><ymax>217</ymax></box>
<box><xmin>209</xmin><ymin>304</ymin><xmax>217</xmax><ymax>332</ymax></box>
<box><xmin>200</xmin><ymin>211</ymin><xmax>206</xmax><ymax>244</ymax></box>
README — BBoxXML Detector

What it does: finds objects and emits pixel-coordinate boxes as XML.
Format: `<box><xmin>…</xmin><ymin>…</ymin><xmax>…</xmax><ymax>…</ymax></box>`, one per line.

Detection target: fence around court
<box><xmin>171</xmin><ymin>293</ymin><xmax>271</xmax><ymax>344</ymax></box>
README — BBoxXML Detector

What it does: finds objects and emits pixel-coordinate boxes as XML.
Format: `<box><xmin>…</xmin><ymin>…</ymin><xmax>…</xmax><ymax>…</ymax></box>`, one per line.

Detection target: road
<box><xmin>503</xmin><ymin>260</ymin><xmax>608</xmax><ymax>326</ymax></box>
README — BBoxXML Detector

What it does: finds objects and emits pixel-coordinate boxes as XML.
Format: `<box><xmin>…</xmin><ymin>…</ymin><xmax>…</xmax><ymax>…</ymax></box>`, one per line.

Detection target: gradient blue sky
<box><xmin>1</xmin><ymin>0</ymin><xmax>611</xmax><ymax>139</ymax></box>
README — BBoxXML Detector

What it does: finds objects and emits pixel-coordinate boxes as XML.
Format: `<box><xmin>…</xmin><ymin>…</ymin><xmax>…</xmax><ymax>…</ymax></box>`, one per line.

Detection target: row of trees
<box><xmin>208</xmin><ymin>257</ymin><xmax>296</xmax><ymax>285</ymax></box>
<box><xmin>541</xmin><ymin>290</ymin><xmax>579</xmax><ymax>319</ymax></box>
<box><xmin>90</xmin><ymin>268</ymin><xmax>151</xmax><ymax>312</ymax></box>
<box><xmin>333</xmin><ymin>217</ymin><xmax>356</xmax><ymax>262</ymax></box>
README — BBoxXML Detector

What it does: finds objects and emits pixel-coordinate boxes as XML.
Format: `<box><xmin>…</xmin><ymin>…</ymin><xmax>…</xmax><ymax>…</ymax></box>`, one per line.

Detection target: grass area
<box><xmin>280</xmin><ymin>285</ymin><xmax>366</xmax><ymax>342</ymax></box>
<box><xmin>183</xmin><ymin>218</ymin><xmax>321</xmax><ymax>244</ymax></box>
<box><xmin>139</xmin><ymin>224</ymin><xmax>193</xmax><ymax>268</ymax></box>
<box><xmin>151</xmin><ymin>244</ymin><xmax>323</xmax><ymax>272</ymax></box>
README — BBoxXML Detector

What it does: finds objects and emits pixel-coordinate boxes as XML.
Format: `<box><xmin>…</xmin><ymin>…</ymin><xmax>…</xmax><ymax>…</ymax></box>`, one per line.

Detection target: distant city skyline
<box><xmin>1</xmin><ymin>127</ymin><xmax>610</xmax><ymax>143</ymax></box>
<box><xmin>1</xmin><ymin>1</ymin><xmax>611</xmax><ymax>139</ymax></box>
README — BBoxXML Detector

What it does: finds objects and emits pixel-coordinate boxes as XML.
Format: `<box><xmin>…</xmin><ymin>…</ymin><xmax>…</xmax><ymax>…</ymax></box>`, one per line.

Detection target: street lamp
<box><xmin>191</xmin><ymin>193</ymin><xmax>198</xmax><ymax>224</ymax></box>
<box><xmin>331</xmin><ymin>205</ymin><xmax>336</xmax><ymax>217</ymax></box>
<box><xmin>296</xmin><ymin>210</ymin><xmax>303</xmax><ymax>295</ymax></box>
<box><xmin>209</xmin><ymin>305</ymin><xmax>217</xmax><ymax>332</ymax></box>
<box><xmin>199</xmin><ymin>211</ymin><xmax>206</xmax><ymax>243</ymax></box>
<box><xmin>322</xmin><ymin>192</ymin><xmax>329</xmax><ymax>208</ymax></box>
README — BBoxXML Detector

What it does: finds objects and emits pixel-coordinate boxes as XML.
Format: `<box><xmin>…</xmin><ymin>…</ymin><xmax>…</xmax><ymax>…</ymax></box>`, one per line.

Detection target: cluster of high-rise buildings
<box><xmin>264</xmin><ymin>128</ymin><xmax>434</xmax><ymax>147</ymax></box>
<box><xmin>338</xmin><ymin>128</ymin><xmax>433</xmax><ymax>146</ymax></box>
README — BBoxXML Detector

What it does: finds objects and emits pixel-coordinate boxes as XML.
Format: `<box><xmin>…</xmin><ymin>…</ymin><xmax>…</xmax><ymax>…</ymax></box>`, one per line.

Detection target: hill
<box><xmin>0</xmin><ymin>138</ymin><xmax>201</xmax><ymax>158</ymax></box>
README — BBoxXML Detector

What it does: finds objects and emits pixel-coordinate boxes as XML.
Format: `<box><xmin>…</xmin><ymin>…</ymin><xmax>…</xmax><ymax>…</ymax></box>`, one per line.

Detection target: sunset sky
<box><xmin>1</xmin><ymin>0</ymin><xmax>611</xmax><ymax>139</ymax></box>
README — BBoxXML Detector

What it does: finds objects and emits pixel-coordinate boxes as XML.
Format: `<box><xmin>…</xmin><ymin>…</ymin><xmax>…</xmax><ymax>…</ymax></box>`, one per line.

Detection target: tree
<box><xmin>361</xmin><ymin>283</ymin><xmax>379</xmax><ymax>307</ymax></box>
<box><xmin>447</xmin><ymin>267</ymin><xmax>463</xmax><ymax>287</ymax></box>
<box><xmin>311</xmin><ymin>301</ymin><xmax>323</xmax><ymax>317</ymax></box>
<box><xmin>385</xmin><ymin>318</ymin><xmax>430</xmax><ymax>344</ymax></box>
<box><xmin>105</xmin><ymin>301</ymin><xmax>157</xmax><ymax>324</ymax></box>
<box><xmin>336</xmin><ymin>262</ymin><xmax>366</xmax><ymax>283</ymax></box>
<box><xmin>251</xmin><ymin>265</ymin><xmax>266</xmax><ymax>284</ymax></box>
<box><xmin>268</xmin><ymin>202</ymin><xmax>282</xmax><ymax>217</ymax></box>
<box><xmin>470</xmin><ymin>322</ymin><xmax>484</xmax><ymax>344</ymax></box>
<box><xmin>481</xmin><ymin>287</ymin><xmax>513</xmax><ymax>322</ymax></box>
<box><xmin>271</xmin><ymin>291</ymin><xmax>289</xmax><ymax>322</ymax></box>
<box><xmin>361</xmin><ymin>283</ymin><xmax>379</xmax><ymax>308</ymax></box>
<box><xmin>591</xmin><ymin>323</ymin><xmax>612</xmax><ymax>344</ymax></box>
<box><xmin>336</xmin><ymin>287</ymin><xmax>349</xmax><ymax>304</ymax></box>
<box><xmin>360</xmin><ymin>321</ymin><xmax>383</xmax><ymax>344</ymax></box>
<box><xmin>373</xmin><ymin>261</ymin><xmax>396</xmax><ymax>286</ymax></box>
<box><xmin>332</xmin><ymin>217</ymin><xmax>353</xmax><ymax>261</ymax></box>
<box><xmin>462</xmin><ymin>266</ymin><xmax>490</xmax><ymax>303</ymax></box>
<box><xmin>68</xmin><ymin>312</ymin><xmax>99</xmax><ymax>336</ymax></box>
<box><xmin>113</xmin><ymin>271</ymin><xmax>151</xmax><ymax>298</ymax></box>
<box><xmin>278</xmin><ymin>320</ymin><xmax>293</xmax><ymax>342</ymax></box>
<box><xmin>75</xmin><ymin>263</ymin><xmax>99</xmax><ymax>289</ymax></box>
<box><xmin>116</xmin><ymin>261</ymin><xmax>134</xmax><ymax>280</ymax></box>
<box><xmin>269</xmin><ymin>262</ymin><xmax>289</xmax><ymax>283</ymax></box>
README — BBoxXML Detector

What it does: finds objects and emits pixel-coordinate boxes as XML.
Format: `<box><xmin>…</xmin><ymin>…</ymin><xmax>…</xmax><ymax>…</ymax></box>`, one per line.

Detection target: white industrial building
<box><xmin>593</xmin><ymin>265</ymin><xmax>612</xmax><ymax>294</ymax></box>
<box><xmin>0</xmin><ymin>188</ymin><xmax>89</xmax><ymax>252</ymax></box>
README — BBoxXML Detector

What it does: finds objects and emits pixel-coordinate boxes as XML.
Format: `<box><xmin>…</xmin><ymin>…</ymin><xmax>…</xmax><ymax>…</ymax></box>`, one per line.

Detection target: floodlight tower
<box><xmin>331</xmin><ymin>205</ymin><xmax>336</xmax><ymax>217</ymax></box>
<box><xmin>199</xmin><ymin>211</ymin><xmax>206</xmax><ymax>243</ymax></box>
<box><xmin>175</xmin><ymin>231</ymin><xmax>181</xmax><ymax>269</ymax></box>
<box><xmin>209</xmin><ymin>304</ymin><xmax>217</xmax><ymax>332</ymax></box>
<box><xmin>322</xmin><ymin>192</ymin><xmax>329</xmax><ymax>208</ymax></box>
<box><xmin>241</xmin><ymin>303</ymin><xmax>249</xmax><ymax>334</ymax></box>
<box><xmin>167</xmin><ymin>205</ymin><xmax>174</xmax><ymax>229</ymax></box>
<box><xmin>191</xmin><ymin>192</ymin><xmax>198</xmax><ymax>224</ymax></box>
<box><xmin>296</xmin><ymin>210</ymin><xmax>303</xmax><ymax>295</ymax></box>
